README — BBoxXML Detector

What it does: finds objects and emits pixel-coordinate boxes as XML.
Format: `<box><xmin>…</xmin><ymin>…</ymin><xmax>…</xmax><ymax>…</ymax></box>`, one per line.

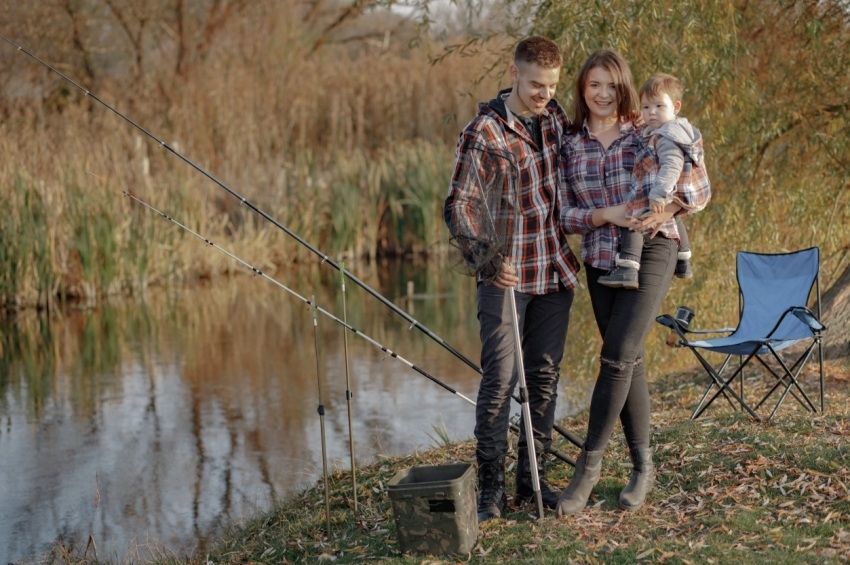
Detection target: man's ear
<box><xmin>509</xmin><ymin>63</ymin><xmax>518</xmax><ymax>84</ymax></box>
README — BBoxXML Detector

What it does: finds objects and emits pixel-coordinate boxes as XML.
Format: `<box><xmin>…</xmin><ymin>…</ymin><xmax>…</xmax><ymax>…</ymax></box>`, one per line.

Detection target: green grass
<box><xmin>164</xmin><ymin>364</ymin><xmax>850</xmax><ymax>564</ymax></box>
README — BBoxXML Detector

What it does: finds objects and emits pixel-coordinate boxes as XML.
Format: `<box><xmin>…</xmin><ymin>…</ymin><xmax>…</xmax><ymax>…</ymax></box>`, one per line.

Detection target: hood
<box><xmin>653</xmin><ymin>117</ymin><xmax>703</xmax><ymax>163</ymax></box>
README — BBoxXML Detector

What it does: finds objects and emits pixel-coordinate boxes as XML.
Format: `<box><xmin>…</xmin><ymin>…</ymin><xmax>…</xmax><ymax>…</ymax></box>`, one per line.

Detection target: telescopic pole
<box><xmin>311</xmin><ymin>297</ymin><xmax>333</xmax><ymax>536</ymax></box>
<box><xmin>508</xmin><ymin>288</ymin><xmax>545</xmax><ymax>519</ymax></box>
<box><xmin>339</xmin><ymin>262</ymin><xmax>358</xmax><ymax>514</ymax></box>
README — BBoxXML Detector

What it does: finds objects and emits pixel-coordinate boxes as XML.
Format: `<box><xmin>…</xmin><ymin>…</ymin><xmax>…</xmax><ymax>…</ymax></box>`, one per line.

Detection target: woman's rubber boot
<box><xmin>618</xmin><ymin>447</ymin><xmax>655</xmax><ymax>511</ymax></box>
<box><xmin>476</xmin><ymin>455</ymin><xmax>507</xmax><ymax>522</ymax></box>
<box><xmin>555</xmin><ymin>449</ymin><xmax>604</xmax><ymax>516</ymax></box>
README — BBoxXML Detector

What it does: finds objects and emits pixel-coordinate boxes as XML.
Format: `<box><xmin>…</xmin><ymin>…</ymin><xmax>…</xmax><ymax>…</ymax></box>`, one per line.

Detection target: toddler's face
<box><xmin>640</xmin><ymin>93</ymin><xmax>680</xmax><ymax>128</ymax></box>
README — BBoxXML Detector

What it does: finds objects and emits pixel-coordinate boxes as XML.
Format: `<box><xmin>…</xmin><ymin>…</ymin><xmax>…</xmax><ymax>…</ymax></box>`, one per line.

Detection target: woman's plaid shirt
<box><xmin>559</xmin><ymin>121</ymin><xmax>642</xmax><ymax>270</ymax></box>
<box><xmin>444</xmin><ymin>94</ymin><xmax>580</xmax><ymax>295</ymax></box>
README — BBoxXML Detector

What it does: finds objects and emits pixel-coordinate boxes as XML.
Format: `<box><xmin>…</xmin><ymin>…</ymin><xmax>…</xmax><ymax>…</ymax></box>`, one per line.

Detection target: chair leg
<box><xmin>763</xmin><ymin>346</ymin><xmax>818</xmax><ymax>420</ymax></box>
<box><xmin>739</xmin><ymin>355</ymin><xmax>745</xmax><ymax>410</ymax></box>
<box><xmin>691</xmin><ymin>381</ymin><xmax>716</xmax><ymax>420</ymax></box>
<box><xmin>773</xmin><ymin>346</ymin><xmax>818</xmax><ymax>412</ymax></box>
<box><xmin>691</xmin><ymin>352</ymin><xmax>739</xmax><ymax>418</ymax></box>
<box><xmin>818</xmin><ymin>337</ymin><xmax>825</xmax><ymax>413</ymax></box>
<box><xmin>692</xmin><ymin>349</ymin><xmax>761</xmax><ymax>421</ymax></box>
<box><xmin>753</xmin><ymin>356</ymin><xmax>805</xmax><ymax>411</ymax></box>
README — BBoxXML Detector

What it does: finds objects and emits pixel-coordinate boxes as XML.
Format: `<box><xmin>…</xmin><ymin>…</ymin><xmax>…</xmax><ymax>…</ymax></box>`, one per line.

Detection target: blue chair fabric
<box><xmin>657</xmin><ymin>247</ymin><xmax>826</xmax><ymax>421</ymax></box>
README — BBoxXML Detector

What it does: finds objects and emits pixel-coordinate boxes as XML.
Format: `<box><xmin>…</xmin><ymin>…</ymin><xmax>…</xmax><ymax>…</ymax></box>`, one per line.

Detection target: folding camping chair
<box><xmin>657</xmin><ymin>247</ymin><xmax>826</xmax><ymax>421</ymax></box>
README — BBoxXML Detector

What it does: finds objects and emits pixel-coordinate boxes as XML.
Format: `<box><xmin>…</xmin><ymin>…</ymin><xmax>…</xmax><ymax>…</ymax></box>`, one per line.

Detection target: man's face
<box><xmin>511</xmin><ymin>61</ymin><xmax>560</xmax><ymax>116</ymax></box>
<box><xmin>640</xmin><ymin>92</ymin><xmax>680</xmax><ymax>129</ymax></box>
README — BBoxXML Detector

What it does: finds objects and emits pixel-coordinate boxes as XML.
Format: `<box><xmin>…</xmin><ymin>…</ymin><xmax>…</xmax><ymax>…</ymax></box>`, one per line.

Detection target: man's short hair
<box><xmin>640</xmin><ymin>73</ymin><xmax>684</xmax><ymax>103</ymax></box>
<box><xmin>514</xmin><ymin>36</ymin><xmax>563</xmax><ymax>69</ymax></box>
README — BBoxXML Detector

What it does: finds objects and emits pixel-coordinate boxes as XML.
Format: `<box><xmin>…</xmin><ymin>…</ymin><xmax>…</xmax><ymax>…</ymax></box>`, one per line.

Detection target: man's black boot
<box><xmin>476</xmin><ymin>455</ymin><xmax>507</xmax><ymax>522</ymax></box>
<box><xmin>515</xmin><ymin>446</ymin><xmax>558</xmax><ymax>509</ymax></box>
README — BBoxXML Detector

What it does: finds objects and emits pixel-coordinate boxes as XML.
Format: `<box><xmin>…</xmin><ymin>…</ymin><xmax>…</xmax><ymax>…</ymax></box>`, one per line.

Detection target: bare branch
<box><xmin>62</xmin><ymin>0</ymin><xmax>96</xmax><ymax>84</ymax></box>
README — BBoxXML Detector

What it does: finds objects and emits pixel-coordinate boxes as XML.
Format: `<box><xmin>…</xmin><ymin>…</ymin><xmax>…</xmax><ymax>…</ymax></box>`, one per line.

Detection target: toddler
<box><xmin>598</xmin><ymin>73</ymin><xmax>709</xmax><ymax>289</ymax></box>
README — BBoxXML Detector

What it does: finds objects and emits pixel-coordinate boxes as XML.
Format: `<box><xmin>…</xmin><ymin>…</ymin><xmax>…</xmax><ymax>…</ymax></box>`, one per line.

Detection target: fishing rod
<box><xmin>0</xmin><ymin>34</ymin><xmax>478</xmax><ymax>370</ymax></box>
<box><xmin>338</xmin><ymin>262</ymin><xmax>359</xmax><ymax>514</ymax></box>
<box><xmin>124</xmin><ymin>190</ymin><xmax>576</xmax><ymax>466</ymax></box>
<box><xmin>310</xmin><ymin>297</ymin><xmax>333</xmax><ymax>536</ymax></box>
<box><xmin>1</xmin><ymin>35</ymin><xmax>582</xmax><ymax>451</ymax></box>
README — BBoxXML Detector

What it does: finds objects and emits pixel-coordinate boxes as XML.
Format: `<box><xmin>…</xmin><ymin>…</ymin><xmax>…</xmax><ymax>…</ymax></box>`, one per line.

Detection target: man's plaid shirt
<box><xmin>559</xmin><ymin>121</ymin><xmax>642</xmax><ymax>270</ymax></box>
<box><xmin>444</xmin><ymin>92</ymin><xmax>580</xmax><ymax>295</ymax></box>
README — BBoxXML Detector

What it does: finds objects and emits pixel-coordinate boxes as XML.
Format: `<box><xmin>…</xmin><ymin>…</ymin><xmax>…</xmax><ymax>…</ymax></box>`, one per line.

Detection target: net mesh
<box><xmin>445</xmin><ymin>143</ymin><xmax>519</xmax><ymax>283</ymax></box>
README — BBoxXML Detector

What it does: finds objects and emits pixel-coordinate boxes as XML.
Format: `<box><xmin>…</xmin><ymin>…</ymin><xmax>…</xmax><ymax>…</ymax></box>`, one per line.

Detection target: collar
<box><xmin>580</xmin><ymin>119</ymin><xmax>635</xmax><ymax>137</ymax></box>
<box><xmin>497</xmin><ymin>88</ymin><xmax>553</xmax><ymax>123</ymax></box>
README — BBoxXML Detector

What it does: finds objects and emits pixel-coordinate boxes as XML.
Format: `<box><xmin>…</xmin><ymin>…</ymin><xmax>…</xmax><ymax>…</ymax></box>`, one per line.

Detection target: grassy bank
<box><xmin>185</xmin><ymin>361</ymin><xmax>850</xmax><ymax>564</ymax></box>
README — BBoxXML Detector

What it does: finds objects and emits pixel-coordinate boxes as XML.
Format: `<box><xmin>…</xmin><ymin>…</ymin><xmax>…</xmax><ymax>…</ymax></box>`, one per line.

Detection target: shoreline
<box><xmin>191</xmin><ymin>362</ymin><xmax>850</xmax><ymax>563</ymax></box>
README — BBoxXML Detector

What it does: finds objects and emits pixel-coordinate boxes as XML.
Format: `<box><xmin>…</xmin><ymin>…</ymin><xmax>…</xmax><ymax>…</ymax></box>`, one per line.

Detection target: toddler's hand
<box><xmin>650</xmin><ymin>200</ymin><xmax>665</xmax><ymax>214</ymax></box>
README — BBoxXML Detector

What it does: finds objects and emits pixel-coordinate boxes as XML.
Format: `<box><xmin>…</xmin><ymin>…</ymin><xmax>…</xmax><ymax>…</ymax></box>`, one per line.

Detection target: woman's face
<box><xmin>583</xmin><ymin>66</ymin><xmax>619</xmax><ymax>122</ymax></box>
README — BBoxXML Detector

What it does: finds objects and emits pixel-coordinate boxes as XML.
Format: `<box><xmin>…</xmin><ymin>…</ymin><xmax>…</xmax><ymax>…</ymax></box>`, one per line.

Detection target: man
<box><xmin>444</xmin><ymin>36</ymin><xmax>580</xmax><ymax>521</ymax></box>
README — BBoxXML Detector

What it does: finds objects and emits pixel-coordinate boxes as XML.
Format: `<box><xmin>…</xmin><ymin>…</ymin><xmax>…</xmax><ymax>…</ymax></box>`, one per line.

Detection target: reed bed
<box><xmin>0</xmin><ymin>5</ymin><xmax>507</xmax><ymax>308</ymax></box>
<box><xmin>0</xmin><ymin>135</ymin><xmax>460</xmax><ymax>308</ymax></box>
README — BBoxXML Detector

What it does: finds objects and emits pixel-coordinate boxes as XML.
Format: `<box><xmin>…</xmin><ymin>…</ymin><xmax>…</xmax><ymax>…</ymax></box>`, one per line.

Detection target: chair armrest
<box><xmin>655</xmin><ymin>314</ymin><xmax>734</xmax><ymax>335</ymax></box>
<box><xmin>656</xmin><ymin>314</ymin><xmax>686</xmax><ymax>333</ymax></box>
<box><xmin>766</xmin><ymin>306</ymin><xmax>827</xmax><ymax>338</ymax></box>
<box><xmin>686</xmin><ymin>327</ymin><xmax>737</xmax><ymax>335</ymax></box>
<box><xmin>791</xmin><ymin>306</ymin><xmax>826</xmax><ymax>333</ymax></box>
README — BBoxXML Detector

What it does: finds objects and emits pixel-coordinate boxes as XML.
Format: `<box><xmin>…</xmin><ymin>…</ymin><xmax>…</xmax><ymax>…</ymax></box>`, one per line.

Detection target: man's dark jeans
<box><xmin>475</xmin><ymin>282</ymin><xmax>574</xmax><ymax>462</ymax></box>
<box><xmin>584</xmin><ymin>236</ymin><xmax>677</xmax><ymax>452</ymax></box>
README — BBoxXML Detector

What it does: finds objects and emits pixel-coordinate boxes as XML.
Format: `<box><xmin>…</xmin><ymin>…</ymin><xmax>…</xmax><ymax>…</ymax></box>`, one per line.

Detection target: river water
<box><xmin>0</xmin><ymin>259</ymin><xmax>694</xmax><ymax>561</ymax></box>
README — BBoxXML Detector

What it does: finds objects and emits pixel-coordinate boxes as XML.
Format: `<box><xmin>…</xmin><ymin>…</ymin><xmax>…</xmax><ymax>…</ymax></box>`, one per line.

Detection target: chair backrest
<box><xmin>736</xmin><ymin>247</ymin><xmax>819</xmax><ymax>341</ymax></box>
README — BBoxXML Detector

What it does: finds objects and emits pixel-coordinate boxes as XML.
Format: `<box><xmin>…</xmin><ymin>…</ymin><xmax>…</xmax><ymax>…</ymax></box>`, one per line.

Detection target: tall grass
<box><xmin>0</xmin><ymin>133</ymin><xmax>458</xmax><ymax>307</ymax></box>
<box><xmin>0</xmin><ymin>7</ymin><xmax>503</xmax><ymax>308</ymax></box>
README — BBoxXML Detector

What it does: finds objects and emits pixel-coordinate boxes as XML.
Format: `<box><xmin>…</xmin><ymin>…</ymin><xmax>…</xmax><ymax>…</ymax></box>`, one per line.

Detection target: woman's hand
<box><xmin>492</xmin><ymin>262</ymin><xmax>519</xmax><ymax>289</ymax></box>
<box><xmin>631</xmin><ymin>203</ymin><xmax>681</xmax><ymax>236</ymax></box>
<box><xmin>592</xmin><ymin>203</ymin><xmax>631</xmax><ymax>228</ymax></box>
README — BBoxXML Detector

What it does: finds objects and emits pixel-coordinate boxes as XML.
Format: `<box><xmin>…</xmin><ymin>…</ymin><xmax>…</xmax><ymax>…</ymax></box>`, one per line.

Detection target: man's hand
<box><xmin>492</xmin><ymin>262</ymin><xmax>519</xmax><ymax>289</ymax></box>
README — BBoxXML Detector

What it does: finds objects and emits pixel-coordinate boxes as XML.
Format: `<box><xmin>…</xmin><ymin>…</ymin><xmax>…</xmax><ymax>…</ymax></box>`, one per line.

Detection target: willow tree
<box><xmin>525</xmin><ymin>0</ymin><xmax>850</xmax><ymax>354</ymax></box>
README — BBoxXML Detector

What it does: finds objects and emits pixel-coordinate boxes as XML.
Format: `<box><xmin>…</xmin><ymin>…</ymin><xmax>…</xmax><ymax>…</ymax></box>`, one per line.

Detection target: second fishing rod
<box><xmin>124</xmin><ymin>190</ymin><xmax>576</xmax><ymax>467</ymax></box>
<box><xmin>2</xmin><ymin>35</ymin><xmax>583</xmax><ymax>451</ymax></box>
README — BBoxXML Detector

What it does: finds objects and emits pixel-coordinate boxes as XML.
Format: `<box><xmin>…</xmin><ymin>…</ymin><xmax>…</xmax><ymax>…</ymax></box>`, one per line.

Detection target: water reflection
<box><xmin>0</xmin><ymin>260</ymin><xmax>698</xmax><ymax>561</ymax></box>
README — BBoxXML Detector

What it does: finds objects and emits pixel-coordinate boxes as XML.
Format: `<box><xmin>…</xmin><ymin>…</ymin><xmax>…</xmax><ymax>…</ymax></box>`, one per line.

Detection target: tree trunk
<box><xmin>821</xmin><ymin>261</ymin><xmax>850</xmax><ymax>359</ymax></box>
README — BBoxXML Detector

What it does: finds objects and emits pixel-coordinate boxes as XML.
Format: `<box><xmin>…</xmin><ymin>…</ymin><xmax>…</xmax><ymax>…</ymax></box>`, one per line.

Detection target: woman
<box><xmin>556</xmin><ymin>49</ymin><xmax>691</xmax><ymax>514</ymax></box>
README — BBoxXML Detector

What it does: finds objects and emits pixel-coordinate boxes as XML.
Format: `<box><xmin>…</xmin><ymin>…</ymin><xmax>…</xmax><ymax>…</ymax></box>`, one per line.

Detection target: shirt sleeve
<box><xmin>445</xmin><ymin>131</ymin><xmax>484</xmax><ymax>238</ymax></box>
<box><xmin>650</xmin><ymin>136</ymin><xmax>685</xmax><ymax>203</ymax></box>
<box><xmin>445</xmin><ymin>129</ymin><xmax>508</xmax><ymax>275</ymax></box>
<box><xmin>558</xmin><ymin>142</ymin><xmax>596</xmax><ymax>234</ymax></box>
